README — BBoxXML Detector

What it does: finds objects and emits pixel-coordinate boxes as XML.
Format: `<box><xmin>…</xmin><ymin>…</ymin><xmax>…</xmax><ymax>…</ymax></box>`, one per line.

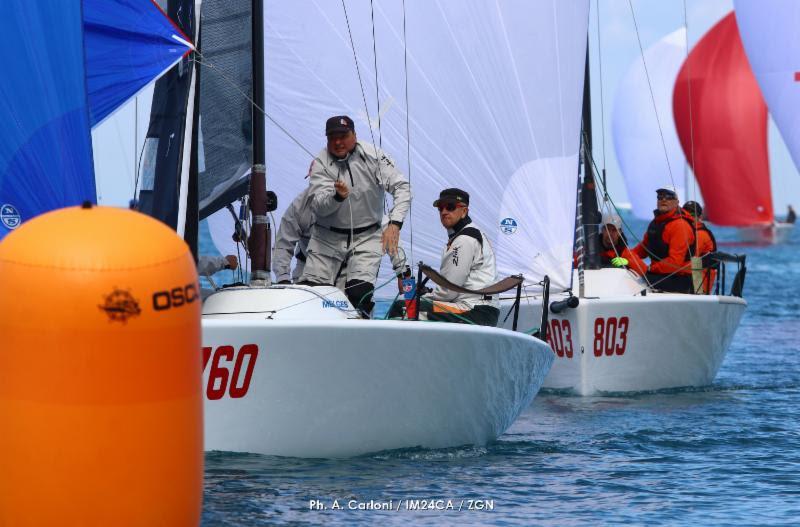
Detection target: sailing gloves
<box><xmin>611</xmin><ymin>257</ymin><xmax>629</xmax><ymax>268</ymax></box>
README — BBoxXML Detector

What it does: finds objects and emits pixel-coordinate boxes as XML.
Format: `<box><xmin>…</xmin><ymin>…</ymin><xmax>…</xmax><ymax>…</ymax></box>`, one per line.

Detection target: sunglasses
<box><xmin>657</xmin><ymin>195</ymin><xmax>677</xmax><ymax>201</ymax></box>
<box><xmin>437</xmin><ymin>202</ymin><xmax>466</xmax><ymax>212</ymax></box>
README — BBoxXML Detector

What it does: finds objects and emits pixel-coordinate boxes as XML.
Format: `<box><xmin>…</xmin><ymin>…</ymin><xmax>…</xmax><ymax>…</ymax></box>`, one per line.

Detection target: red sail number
<box><xmin>546</xmin><ymin>319</ymin><xmax>574</xmax><ymax>358</ymax></box>
<box><xmin>202</xmin><ymin>344</ymin><xmax>259</xmax><ymax>400</ymax></box>
<box><xmin>592</xmin><ymin>317</ymin><xmax>630</xmax><ymax>357</ymax></box>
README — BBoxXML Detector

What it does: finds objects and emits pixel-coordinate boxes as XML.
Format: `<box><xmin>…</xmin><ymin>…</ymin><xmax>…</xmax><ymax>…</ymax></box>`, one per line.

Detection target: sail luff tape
<box><xmin>254</xmin><ymin>214</ymin><xmax>269</xmax><ymax>224</ymax></box>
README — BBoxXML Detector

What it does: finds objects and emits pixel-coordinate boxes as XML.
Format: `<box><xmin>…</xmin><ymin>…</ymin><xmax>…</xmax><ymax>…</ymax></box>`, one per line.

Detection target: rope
<box><xmin>627</xmin><ymin>0</ymin><xmax>677</xmax><ymax>189</ymax></box>
<box><xmin>594</xmin><ymin>0</ymin><xmax>607</xmax><ymax>173</ymax></box>
<box><xmin>401</xmin><ymin>0</ymin><xmax>415</xmax><ymax>267</ymax></box>
<box><xmin>682</xmin><ymin>0</ymin><xmax>699</xmax><ymax>204</ymax></box>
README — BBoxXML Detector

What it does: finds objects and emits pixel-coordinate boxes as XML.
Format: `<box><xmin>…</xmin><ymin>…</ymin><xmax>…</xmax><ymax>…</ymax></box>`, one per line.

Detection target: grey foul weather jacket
<box><xmin>272</xmin><ymin>188</ymin><xmax>313</xmax><ymax>283</ymax></box>
<box><xmin>273</xmin><ymin>188</ymin><xmax>409</xmax><ymax>283</ymax></box>
<box><xmin>308</xmin><ymin>141</ymin><xmax>411</xmax><ymax>230</ymax></box>
<box><xmin>425</xmin><ymin>217</ymin><xmax>499</xmax><ymax>311</ymax></box>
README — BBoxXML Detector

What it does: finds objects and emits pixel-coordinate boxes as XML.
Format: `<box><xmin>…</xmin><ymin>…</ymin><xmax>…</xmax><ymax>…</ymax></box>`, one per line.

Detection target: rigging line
<box><xmin>627</xmin><ymin>0</ymin><xmax>676</xmax><ymax>187</ymax></box>
<box><xmin>595</xmin><ymin>0</ymin><xmax>607</xmax><ymax>171</ymax></box>
<box><xmin>369</xmin><ymin>0</ymin><xmax>382</xmax><ymax>150</ymax></box>
<box><xmin>340</xmin><ymin>0</ymin><xmax>378</xmax><ymax>149</ymax></box>
<box><xmin>682</xmin><ymin>0</ymin><xmax>698</xmax><ymax>204</ymax></box>
<box><xmin>401</xmin><ymin>0</ymin><xmax>414</xmax><ymax>266</ymax></box>
<box><xmin>192</xmin><ymin>54</ymin><xmax>337</xmax><ymax>181</ymax></box>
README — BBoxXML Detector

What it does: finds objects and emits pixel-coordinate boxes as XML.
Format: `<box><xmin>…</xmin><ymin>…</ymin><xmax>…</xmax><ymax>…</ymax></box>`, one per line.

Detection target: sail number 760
<box><xmin>202</xmin><ymin>344</ymin><xmax>259</xmax><ymax>400</ymax></box>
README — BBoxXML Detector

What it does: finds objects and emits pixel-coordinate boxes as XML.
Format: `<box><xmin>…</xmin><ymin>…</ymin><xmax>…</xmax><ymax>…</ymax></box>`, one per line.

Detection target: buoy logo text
<box><xmin>202</xmin><ymin>344</ymin><xmax>259</xmax><ymax>400</ymax></box>
<box><xmin>152</xmin><ymin>283</ymin><xmax>198</xmax><ymax>311</ymax></box>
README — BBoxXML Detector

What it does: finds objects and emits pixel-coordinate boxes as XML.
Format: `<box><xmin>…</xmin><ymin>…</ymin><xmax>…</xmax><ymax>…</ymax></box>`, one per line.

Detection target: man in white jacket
<box><xmin>300</xmin><ymin>115</ymin><xmax>412</xmax><ymax>315</ymax></box>
<box><xmin>389</xmin><ymin>188</ymin><xmax>499</xmax><ymax>325</ymax></box>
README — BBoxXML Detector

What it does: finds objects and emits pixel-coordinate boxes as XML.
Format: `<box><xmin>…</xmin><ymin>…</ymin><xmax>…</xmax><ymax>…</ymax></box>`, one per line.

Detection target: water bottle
<box><xmin>401</xmin><ymin>267</ymin><xmax>417</xmax><ymax>319</ymax></box>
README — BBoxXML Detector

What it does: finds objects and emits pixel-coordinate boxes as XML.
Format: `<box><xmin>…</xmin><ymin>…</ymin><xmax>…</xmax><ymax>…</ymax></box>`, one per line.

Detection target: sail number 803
<box><xmin>593</xmin><ymin>316</ymin><xmax>629</xmax><ymax>356</ymax></box>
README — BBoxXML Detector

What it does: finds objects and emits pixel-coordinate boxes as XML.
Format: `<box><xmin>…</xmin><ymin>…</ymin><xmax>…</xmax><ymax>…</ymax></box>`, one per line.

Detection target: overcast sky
<box><xmin>588</xmin><ymin>0</ymin><xmax>800</xmax><ymax>215</ymax></box>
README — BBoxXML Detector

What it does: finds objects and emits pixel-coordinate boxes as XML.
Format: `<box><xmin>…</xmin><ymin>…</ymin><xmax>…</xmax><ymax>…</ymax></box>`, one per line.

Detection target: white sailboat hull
<box><xmin>738</xmin><ymin>222</ymin><xmax>793</xmax><ymax>244</ymax></box>
<box><xmin>500</xmin><ymin>269</ymin><xmax>746</xmax><ymax>395</ymax></box>
<box><xmin>201</xmin><ymin>287</ymin><xmax>554</xmax><ymax>458</ymax></box>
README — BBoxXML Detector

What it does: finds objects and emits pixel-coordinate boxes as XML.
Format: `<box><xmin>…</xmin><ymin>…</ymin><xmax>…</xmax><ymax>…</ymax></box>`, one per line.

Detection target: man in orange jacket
<box><xmin>599</xmin><ymin>214</ymin><xmax>647</xmax><ymax>276</ymax></box>
<box><xmin>631</xmin><ymin>188</ymin><xmax>696</xmax><ymax>293</ymax></box>
<box><xmin>683</xmin><ymin>201</ymin><xmax>717</xmax><ymax>293</ymax></box>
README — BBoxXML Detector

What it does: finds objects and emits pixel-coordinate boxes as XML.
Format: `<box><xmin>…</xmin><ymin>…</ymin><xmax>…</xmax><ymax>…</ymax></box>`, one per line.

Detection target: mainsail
<box><xmin>735</xmin><ymin>1</ymin><xmax>800</xmax><ymax>176</ymax></box>
<box><xmin>673</xmin><ymin>12</ymin><xmax>772</xmax><ymax>227</ymax></box>
<box><xmin>231</xmin><ymin>0</ymin><xmax>590</xmax><ymax>292</ymax></box>
<box><xmin>612</xmin><ymin>28</ymin><xmax>687</xmax><ymax>220</ymax></box>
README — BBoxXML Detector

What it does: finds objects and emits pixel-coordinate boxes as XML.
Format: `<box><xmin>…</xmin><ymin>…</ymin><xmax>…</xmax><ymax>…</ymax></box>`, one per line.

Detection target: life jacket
<box><xmin>645</xmin><ymin>210</ymin><xmax>693</xmax><ymax>262</ymax></box>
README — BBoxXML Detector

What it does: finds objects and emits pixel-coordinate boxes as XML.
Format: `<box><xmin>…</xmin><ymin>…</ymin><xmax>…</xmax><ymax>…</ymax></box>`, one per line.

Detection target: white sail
<box><xmin>251</xmin><ymin>0</ymin><xmax>588</xmax><ymax>292</ymax></box>
<box><xmin>734</xmin><ymin>1</ymin><xmax>800</xmax><ymax>175</ymax></box>
<box><xmin>612</xmin><ymin>28</ymin><xmax>687</xmax><ymax>220</ymax></box>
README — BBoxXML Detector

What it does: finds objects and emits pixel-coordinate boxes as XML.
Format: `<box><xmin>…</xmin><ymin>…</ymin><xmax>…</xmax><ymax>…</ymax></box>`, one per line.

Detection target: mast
<box><xmin>248</xmin><ymin>0</ymin><xmax>271</xmax><ymax>284</ymax></box>
<box><xmin>581</xmin><ymin>39</ymin><xmax>602</xmax><ymax>269</ymax></box>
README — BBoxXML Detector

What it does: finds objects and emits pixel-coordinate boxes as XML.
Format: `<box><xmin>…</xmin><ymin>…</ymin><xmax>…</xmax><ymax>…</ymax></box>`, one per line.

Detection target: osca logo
<box><xmin>500</xmin><ymin>217</ymin><xmax>518</xmax><ymax>235</ymax></box>
<box><xmin>152</xmin><ymin>283</ymin><xmax>199</xmax><ymax>311</ymax></box>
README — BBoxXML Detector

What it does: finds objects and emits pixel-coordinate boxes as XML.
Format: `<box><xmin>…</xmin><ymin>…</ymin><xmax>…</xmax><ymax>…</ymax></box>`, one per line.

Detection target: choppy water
<box><xmin>199</xmin><ymin>218</ymin><xmax>800</xmax><ymax>526</ymax></box>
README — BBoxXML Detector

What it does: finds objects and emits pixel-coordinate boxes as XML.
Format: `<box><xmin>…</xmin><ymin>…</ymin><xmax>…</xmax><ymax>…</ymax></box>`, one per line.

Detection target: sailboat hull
<box><xmin>201</xmin><ymin>288</ymin><xmax>554</xmax><ymax>458</ymax></box>
<box><xmin>738</xmin><ymin>223</ymin><xmax>794</xmax><ymax>244</ymax></box>
<box><xmin>500</xmin><ymin>269</ymin><xmax>746</xmax><ymax>395</ymax></box>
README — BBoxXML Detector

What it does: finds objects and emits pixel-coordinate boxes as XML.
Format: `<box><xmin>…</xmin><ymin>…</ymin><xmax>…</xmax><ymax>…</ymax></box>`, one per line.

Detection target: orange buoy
<box><xmin>0</xmin><ymin>205</ymin><xmax>203</xmax><ymax>526</ymax></box>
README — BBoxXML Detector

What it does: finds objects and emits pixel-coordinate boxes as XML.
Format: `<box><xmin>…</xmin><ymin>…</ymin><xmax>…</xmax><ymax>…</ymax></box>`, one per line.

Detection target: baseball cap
<box><xmin>325</xmin><ymin>115</ymin><xmax>355</xmax><ymax>136</ymax></box>
<box><xmin>432</xmin><ymin>188</ymin><xmax>470</xmax><ymax>207</ymax></box>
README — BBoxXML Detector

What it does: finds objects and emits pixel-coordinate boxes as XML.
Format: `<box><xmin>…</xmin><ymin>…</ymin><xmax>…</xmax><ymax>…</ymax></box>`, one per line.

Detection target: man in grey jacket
<box><xmin>389</xmin><ymin>188</ymin><xmax>499</xmax><ymax>326</ymax></box>
<box><xmin>272</xmin><ymin>188</ymin><xmax>313</xmax><ymax>284</ymax></box>
<box><xmin>300</xmin><ymin>115</ymin><xmax>411</xmax><ymax>315</ymax></box>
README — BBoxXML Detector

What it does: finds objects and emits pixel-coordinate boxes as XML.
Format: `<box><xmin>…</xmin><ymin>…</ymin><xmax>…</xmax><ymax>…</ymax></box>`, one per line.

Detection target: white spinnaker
<box><xmin>735</xmin><ymin>1</ymin><xmax>800</xmax><ymax>174</ymax></box>
<box><xmin>612</xmin><ymin>28</ymin><xmax>687</xmax><ymax>220</ymax></box>
<box><xmin>254</xmin><ymin>0</ymin><xmax>587</xmax><ymax>293</ymax></box>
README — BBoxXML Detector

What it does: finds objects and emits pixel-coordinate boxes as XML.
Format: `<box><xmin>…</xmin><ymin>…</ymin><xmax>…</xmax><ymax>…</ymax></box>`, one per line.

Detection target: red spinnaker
<box><xmin>673</xmin><ymin>12</ymin><xmax>772</xmax><ymax>226</ymax></box>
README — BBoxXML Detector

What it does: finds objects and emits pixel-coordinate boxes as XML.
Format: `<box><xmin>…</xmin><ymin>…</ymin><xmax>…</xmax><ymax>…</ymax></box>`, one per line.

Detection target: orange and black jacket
<box><xmin>632</xmin><ymin>208</ymin><xmax>695</xmax><ymax>276</ymax></box>
<box><xmin>688</xmin><ymin>216</ymin><xmax>718</xmax><ymax>293</ymax></box>
<box><xmin>600</xmin><ymin>232</ymin><xmax>647</xmax><ymax>277</ymax></box>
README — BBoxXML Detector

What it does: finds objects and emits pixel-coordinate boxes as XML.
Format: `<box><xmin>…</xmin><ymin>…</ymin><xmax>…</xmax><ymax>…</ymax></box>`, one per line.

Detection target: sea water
<box><xmin>199</xmin><ymin>217</ymin><xmax>800</xmax><ymax>525</ymax></box>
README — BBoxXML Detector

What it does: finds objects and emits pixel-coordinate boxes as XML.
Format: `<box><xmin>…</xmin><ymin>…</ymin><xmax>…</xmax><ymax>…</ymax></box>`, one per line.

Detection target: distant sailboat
<box><xmin>673</xmin><ymin>12</ymin><xmax>790</xmax><ymax>244</ymax></box>
<box><xmin>612</xmin><ymin>27</ymin><xmax>688</xmax><ymax>220</ymax></box>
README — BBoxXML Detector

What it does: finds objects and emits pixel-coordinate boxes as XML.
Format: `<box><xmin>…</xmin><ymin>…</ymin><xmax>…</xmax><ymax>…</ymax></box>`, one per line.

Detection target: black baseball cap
<box><xmin>433</xmin><ymin>188</ymin><xmax>469</xmax><ymax>207</ymax></box>
<box><xmin>325</xmin><ymin>115</ymin><xmax>355</xmax><ymax>136</ymax></box>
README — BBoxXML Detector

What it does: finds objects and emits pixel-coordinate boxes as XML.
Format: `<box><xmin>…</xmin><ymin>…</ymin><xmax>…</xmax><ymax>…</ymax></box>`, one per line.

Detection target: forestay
<box><xmin>612</xmin><ymin>28</ymin><xmax>687</xmax><ymax>220</ymax></box>
<box><xmin>735</xmin><ymin>1</ymin><xmax>800</xmax><ymax>176</ymax></box>
<box><xmin>255</xmin><ymin>0</ymin><xmax>588</xmax><ymax>293</ymax></box>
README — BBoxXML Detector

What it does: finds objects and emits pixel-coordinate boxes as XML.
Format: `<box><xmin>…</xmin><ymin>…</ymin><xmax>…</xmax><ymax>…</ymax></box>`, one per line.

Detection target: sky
<box><xmin>587</xmin><ymin>0</ymin><xmax>800</xmax><ymax>216</ymax></box>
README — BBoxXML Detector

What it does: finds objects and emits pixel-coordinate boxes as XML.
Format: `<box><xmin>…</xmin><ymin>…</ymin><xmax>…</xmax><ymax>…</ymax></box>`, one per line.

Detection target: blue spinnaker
<box><xmin>84</xmin><ymin>0</ymin><xmax>193</xmax><ymax>127</ymax></box>
<box><xmin>0</xmin><ymin>1</ymin><xmax>95</xmax><ymax>241</ymax></box>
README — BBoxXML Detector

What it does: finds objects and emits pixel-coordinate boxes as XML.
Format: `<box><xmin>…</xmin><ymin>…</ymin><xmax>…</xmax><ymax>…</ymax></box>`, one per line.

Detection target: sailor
<box><xmin>197</xmin><ymin>254</ymin><xmax>238</xmax><ymax>276</ymax></box>
<box><xmin>631</xmin><ymin>187</ymin><xmax>696</xmax><ymax>293</ymax></box>
<box><xmin>786</xmin><ymin>204</ymin><xmax>796</xmax><ymax>224</ymax></box>
<box><xmin>683</xmin><ymin>200</ymin><xmax>718</xmax><ymax>293</ymax></box>
<box><xmin>300</xmin><ymin>115</ymin><xmax>411</xmax><ymax>316</ymax></box>
<box><xmin>274</xmin><ymin>188</ymin><xmax>409</xmax><ymax>286</ymax></box>
<box><xmin>599</xmin><ymin>213</ymin><xmax>647</xmax><ymax>276</ymax></box>
<box><xmin>272</xmin><ymin>188</ymin><xmax>313</xmax><ymax>284</ymax></box>
<box><xmin>389</xmin><ymin>188</ymin><xmax>499</xmax><ymax>326</ymax></box>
